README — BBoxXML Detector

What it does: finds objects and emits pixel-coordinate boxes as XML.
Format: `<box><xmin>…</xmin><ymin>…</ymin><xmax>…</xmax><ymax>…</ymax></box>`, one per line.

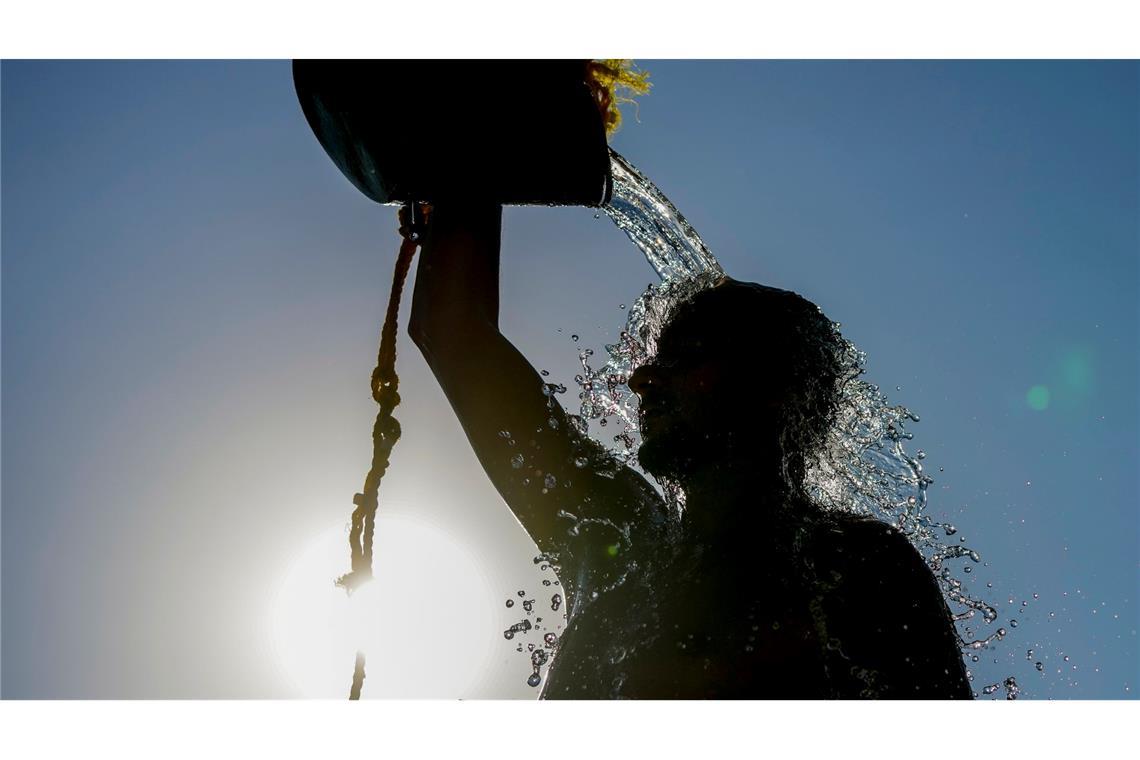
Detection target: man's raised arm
<box><xmin>407</xmin><ymin>204</ymin><xmax>664</xmax><ymax>567</ymax></box>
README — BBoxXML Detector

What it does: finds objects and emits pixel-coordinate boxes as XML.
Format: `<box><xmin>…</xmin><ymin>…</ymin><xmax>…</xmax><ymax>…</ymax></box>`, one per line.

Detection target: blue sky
<box><xmin>2</xmin><ymin>60</ymin><xmax>1136</xmax><ymax>698</ymax></box>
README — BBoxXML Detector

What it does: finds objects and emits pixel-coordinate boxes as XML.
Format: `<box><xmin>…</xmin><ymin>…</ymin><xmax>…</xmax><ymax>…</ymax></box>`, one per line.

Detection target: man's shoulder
<box><xmin>809</xmin><ymin>512</ymin><xmax>931</xmax><ymax>581</ymax></box>
<box><xmin>812</xmin><ymin>511</ymin><xmax>908</xmax><ymax>547</ymax></box>
<box><xmin>804</xmin><ymin>511</ymin><xmax>971</xmax><ymax>699</ymax></box>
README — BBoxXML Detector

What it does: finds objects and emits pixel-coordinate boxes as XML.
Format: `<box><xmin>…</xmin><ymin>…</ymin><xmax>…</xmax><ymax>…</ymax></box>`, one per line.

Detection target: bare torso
<box><xmin>543</xmin><ymin>510</ymin><xmax>971</xmax><ymax>699</ymax></box>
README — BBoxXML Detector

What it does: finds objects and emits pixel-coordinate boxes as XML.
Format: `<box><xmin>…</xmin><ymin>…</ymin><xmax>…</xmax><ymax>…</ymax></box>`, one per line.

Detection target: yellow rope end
<box><xmin>586</xmin><ymin>59</ymin><xmax>652</xmax><ymax>136</ymax></box>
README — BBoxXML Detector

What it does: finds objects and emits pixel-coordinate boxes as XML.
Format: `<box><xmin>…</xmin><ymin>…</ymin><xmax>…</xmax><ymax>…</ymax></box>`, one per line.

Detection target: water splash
<box><xmin>565</xmin><ymin>150</ymin><xmax>727</xmax><ymax>519</ymax></box>
<box><xmin>503</xmin><ymin>558</ymin><xmax>568</xmax><ymax>687</ymax></box>
<box><xmin>559</xmin><ymin>149</ymin><xmax>1014</xmax><ymax>695</ymax></box>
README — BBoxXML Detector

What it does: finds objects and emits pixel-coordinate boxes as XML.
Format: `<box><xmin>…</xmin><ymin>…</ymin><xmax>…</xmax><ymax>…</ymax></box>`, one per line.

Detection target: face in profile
<box><xmin>629</xmin><ymin>285</ymin><xmax>781</xmax><ymax>480</ymax></box>
<box><xmin>628</xmin><ymin>316</ymin><xmax>722</xmax><ymax>479</ymax></box>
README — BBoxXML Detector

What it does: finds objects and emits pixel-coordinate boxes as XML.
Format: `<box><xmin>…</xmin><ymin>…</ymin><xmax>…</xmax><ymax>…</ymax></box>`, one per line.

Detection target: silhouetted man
<box><xmin>408</xmin><ymin>204</ymin><xmax>971</xmax><ymax>699</ymax></box>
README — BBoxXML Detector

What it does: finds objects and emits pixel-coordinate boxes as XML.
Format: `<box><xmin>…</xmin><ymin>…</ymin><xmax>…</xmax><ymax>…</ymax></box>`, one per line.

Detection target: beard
<box><xmin>635</xmin><ymin>433</ymin><xmax>685</xmax><ymax>480</ymax></box>
<box><xmin>636</xmin><ymin>418</ymin><xmax>710</xmax><ymax>481</ymax></box>
<box><xmin>636</xmin><ymin>410</ymin><xmax>784</xmax><ymax>484</ymax></box>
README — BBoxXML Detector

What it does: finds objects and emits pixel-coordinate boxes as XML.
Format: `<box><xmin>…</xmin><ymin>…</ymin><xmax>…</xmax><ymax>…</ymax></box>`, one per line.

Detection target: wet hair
<box><xmin>660</xmin><ymin>278</ymin><xmax>850</xmax><ymax>495</ymax></box>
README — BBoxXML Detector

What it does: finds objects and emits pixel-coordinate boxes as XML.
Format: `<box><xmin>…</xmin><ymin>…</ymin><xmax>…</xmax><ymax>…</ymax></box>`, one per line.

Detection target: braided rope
<box><xmin>340</xmin><ymin>203</ymin><xmax>430</xmax><ymax>699</ymax></box>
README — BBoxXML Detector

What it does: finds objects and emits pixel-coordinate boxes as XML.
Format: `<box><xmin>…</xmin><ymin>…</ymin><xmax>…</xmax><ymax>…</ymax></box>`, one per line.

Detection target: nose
<box><xmin>628</xmin><ymin>362</ymin><xmax>658</xmax><ymax>396</ymax></box>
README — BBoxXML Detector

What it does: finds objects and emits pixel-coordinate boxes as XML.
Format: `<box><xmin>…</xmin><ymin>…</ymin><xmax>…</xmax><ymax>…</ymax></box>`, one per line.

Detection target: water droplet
<box><xmin>505</xmin><ymin>599</ymin><xmax>514</xmax><ymax>608</ymax></box>
<box><xmin>943</xmin><ymin>524</ymin><xmax>958</xmax><ymax>536</ymax></box>
<box><xmin>1036</xmin><ymin>662</ymin><xmax>1044</xmax><ymax>671</ymax></box>
<box><xmin>523</xmin><ymin>600</ymin><xmax>534</xmax><ymax>612</ymax></box>
<box><xmin>510</xmin><ymin>453</ymin><xmax>524</xmax><ymax>469</ymax></box>
<box><xmin>544</xmin><ymin>633</ymin><xmax>558</xmax><ymax>647</ymax></box>
<box><xmin>527</xmin><ymin>673</ymin><xmax>542</xmax><ymax>687</ymax></box>
<box><xmin>574</xmin><ymin>456</ymin><xmax>588</xmax><ymax>468</ymax></box>
<box><xmin>1009</xmin><ymin>619</ymin><xmax>1019</xmax><ymax>628</ymax></box>
<box><xmin>503</xmin><ymin>618</ymin><xmax>532</xmax><ymax>640</ymax></box>
<box><xmin>544</xmin><ymin>474</ymin><xmax>557</xmax><ymax>490</ymax></box>
<box><xmin>518</xmin><ymin>590</ymin><xmax>526</xmax><ymax>597</ymax></box>
<box><xmin>551</xmin><ymin>594</ymin><xmax>562</xmax><ymax>611</ymax></box>
<box><xmin>571</xmin><ymin>334</ymin><xmax>579</xmax><ymax>342</ymax></box>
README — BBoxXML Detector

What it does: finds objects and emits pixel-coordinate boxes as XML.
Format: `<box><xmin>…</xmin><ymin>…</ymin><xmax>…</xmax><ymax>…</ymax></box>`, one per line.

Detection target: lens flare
<box><xmin>1026</xmin><ymin>385</ymin><xmax>1051</xmax><ymax>411</ymax></box>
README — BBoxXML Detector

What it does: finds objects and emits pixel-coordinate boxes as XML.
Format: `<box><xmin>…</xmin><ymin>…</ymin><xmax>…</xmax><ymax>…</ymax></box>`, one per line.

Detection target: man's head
<box><xmin>628</xmin><ymin>278</ymin><xmax>847</xmax><ymax>491</ymax></box>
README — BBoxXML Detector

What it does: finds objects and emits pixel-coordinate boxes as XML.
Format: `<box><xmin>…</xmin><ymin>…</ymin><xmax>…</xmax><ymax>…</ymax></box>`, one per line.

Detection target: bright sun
<box><xmin>267</xmin><ymin>513</ymin><xmax>498</xmax><ymax>698</ymax></box>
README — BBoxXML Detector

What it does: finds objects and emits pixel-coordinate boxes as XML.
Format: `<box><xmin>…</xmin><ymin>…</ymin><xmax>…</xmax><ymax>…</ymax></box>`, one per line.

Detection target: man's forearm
<box><xmin>408</xmin><ymin>203</ymin><xmax>503</xmax><ymax>351</ymax></box>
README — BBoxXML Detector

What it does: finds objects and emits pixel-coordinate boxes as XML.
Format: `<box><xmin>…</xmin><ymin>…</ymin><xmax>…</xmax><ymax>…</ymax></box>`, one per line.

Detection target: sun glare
<box><xmin>267</xmin><ymin>513</ymin><xmax>498</xmax><ymax>698</ymax></box>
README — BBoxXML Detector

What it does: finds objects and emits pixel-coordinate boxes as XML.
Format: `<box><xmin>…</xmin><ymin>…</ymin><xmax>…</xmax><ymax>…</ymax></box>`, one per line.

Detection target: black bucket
<box><xmin>293</xmin><ymin>60</ymin><xmax>613</xmax><ymax>207</ymax></box>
